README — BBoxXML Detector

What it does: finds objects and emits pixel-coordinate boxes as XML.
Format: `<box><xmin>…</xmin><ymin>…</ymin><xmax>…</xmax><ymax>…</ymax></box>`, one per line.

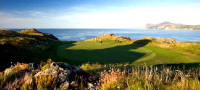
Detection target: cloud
<box><xmin>1</xmin><ymin>6</ymin><xmax>200</xmax><ymax>28</ymax></box>
<box><xmin>28</xmin><ymin>11</ymin><xmax>45</xmax><ymax>17</ymax></box>
<box><xmin>0</xmin><ymin>11</ymin><xmax>53</xmax><ymax>28</ymax></box>
<box><xmin>53</xmin><ymin>6</ymin><xmax>200</xmax><ymax>28</ymax></box>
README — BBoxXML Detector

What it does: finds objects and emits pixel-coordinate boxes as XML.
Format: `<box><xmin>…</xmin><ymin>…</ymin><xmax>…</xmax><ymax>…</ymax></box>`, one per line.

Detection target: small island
<box><xmin>144</xmin><ymin>22</ymin><xmax>200</xmax><ymax>30</ymax></box>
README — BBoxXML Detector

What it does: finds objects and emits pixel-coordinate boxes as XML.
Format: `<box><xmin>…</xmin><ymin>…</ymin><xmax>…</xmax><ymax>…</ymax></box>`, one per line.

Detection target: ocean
<box><xmin>15</xmin><ymin>29</ymin><xmax>200</xmax><ymax>42</ymax></box>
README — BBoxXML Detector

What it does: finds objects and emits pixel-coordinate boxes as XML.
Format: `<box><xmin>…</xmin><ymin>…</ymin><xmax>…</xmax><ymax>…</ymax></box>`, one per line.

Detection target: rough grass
<box><xmin>1</xmin><ymin>60</ymin><xmax>200</xmax><ymax>90</ymax></box>
<box><xmin>97</xmin><ymin>65</ymin><xmax>200</xmax><ymax>90</ymax></box>
<box><xmin>0</xmin><ymin>68</ymin><xmax>20</xmax><ymax>88</ymax></box>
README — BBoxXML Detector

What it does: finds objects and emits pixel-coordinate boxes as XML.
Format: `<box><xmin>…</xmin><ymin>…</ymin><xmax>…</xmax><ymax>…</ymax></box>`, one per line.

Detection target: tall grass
<box><xmin>0</xmin><ymin>68</ymin><xmax>20</xmax><ymax>89</ymax></box>
<box><xmin>98</xmin><ymin>65</ymin><xmax>200</xmax><ymax>90</ymax></box>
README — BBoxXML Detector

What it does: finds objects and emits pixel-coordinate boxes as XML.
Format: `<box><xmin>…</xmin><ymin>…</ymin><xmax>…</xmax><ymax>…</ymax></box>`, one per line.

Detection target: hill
<box><xmin>145</xmin><ymin>22</ymin><xmax>200</xmax><ymax>30</ymax></box>
<box><xmin>0</xmin><ymin>29</ymin><xmax>62</xmax><ymax>69</ymax></box>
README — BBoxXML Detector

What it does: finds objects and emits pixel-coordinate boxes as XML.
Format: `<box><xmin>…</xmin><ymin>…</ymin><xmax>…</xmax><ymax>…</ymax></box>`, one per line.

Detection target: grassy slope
<box><xmin>57</xmin><ymin>40</ymin><xmax>200</xmax><ymax>66</ymax></box>
<box><xmin>0</xmin><ymin>29</ymin><xmax>65</xmax><ymax>70</ymax></box>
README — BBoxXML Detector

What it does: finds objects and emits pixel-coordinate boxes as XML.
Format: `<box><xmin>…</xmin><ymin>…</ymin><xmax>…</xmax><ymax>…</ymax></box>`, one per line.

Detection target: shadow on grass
<box><xmin>132</xmin><ymin>39</ymin><xmax>152</xmax><ymax>46</ymax></box>
<box><xmin>62</xmin><ymin>40</ymin><xmax>152</xmax><ymax>65</ymax></box>
<box><xmin>0</xmin><ymin>41</ymin><xmax>75</xmax><ymax>71</ymax></box>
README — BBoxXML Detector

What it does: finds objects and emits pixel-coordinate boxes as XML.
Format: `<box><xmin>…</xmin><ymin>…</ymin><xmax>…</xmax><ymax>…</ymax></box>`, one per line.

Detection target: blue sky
<box><xmin>1</xmin><ymin>0</ymin><xmax>200</xmax><ymax>28</ymax></box>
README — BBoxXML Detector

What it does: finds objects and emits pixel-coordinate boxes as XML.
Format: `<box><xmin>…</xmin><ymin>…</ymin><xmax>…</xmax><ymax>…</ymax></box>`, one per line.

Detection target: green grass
<box><xmin>1</xmin><ymin>29</ymin><xmax>200</xmax><ymax>70</ymax></box>
<box><xmin>58</xmin><ymin>40</ymin><xmax>143</xmax><ymax>65</ymax></box>
<box><xmin>57</xmin><ymin>40</ymin><xmax>200</xmax><ymax>66</ymax></box>
<box><xmin>133</xmin><ymin>46</ymin><xmax>200</xmax><ymax>65</ymax></box>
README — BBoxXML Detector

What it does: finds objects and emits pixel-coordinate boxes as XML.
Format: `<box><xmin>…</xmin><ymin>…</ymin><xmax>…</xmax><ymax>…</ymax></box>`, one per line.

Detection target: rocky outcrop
<box><xmin>140</xmin><ymin>37</ymin><xmax>178</xmax><ymax>45</ymax></box>
<box><xmin>87</xmin><ymin>33</ymin><xmax>132</xmax><ymax>42</ymax></box>
<box><xmin>0</xmin><ymin>60</ymin><xmax>98</xmax><ymax>90</ymax></box>
<box><xmin>138</xmin><ymin>37</ymin><xmax>178</xmax><ymax>47</ymax></box>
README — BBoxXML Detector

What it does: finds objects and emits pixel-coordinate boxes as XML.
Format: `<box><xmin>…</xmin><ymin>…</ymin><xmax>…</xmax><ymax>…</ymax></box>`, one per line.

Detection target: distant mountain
<box><xmin>144</xmin><ymin>22</ymin><xmax>200</xmax><ymax>30</ymax></box>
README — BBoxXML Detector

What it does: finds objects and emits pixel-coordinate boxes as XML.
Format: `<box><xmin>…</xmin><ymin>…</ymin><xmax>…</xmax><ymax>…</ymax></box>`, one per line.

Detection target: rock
<box><xmin>0</xmin><ymin>60</ymin><xmax>99</xmax><ymax>90</ymax></box>
<box><xmin>34</xmin><ymin>61</ymin><xmax>98</xmax><ymax>89</ymax></box>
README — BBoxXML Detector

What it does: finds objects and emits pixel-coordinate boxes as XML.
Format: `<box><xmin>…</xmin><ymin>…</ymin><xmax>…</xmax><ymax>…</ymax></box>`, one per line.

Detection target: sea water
<box><xmin>15</xmin><ymin>29</ymin><xmax>200</xmax><ymax>42</ymax></box>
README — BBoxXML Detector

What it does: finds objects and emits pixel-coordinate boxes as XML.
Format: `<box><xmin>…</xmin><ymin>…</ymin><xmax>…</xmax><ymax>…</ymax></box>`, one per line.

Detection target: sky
<box><xmin>1</xmin><ymin>0</ymin><xmax>200</xmax><ymax>28</ymax></box>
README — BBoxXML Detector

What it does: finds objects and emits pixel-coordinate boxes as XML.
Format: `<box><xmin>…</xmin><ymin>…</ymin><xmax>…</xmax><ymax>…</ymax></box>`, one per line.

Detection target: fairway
<box><xmin>57</xmin><ymin>40</ymin><xmax>200</xmax><ymax>66</ymax></box>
